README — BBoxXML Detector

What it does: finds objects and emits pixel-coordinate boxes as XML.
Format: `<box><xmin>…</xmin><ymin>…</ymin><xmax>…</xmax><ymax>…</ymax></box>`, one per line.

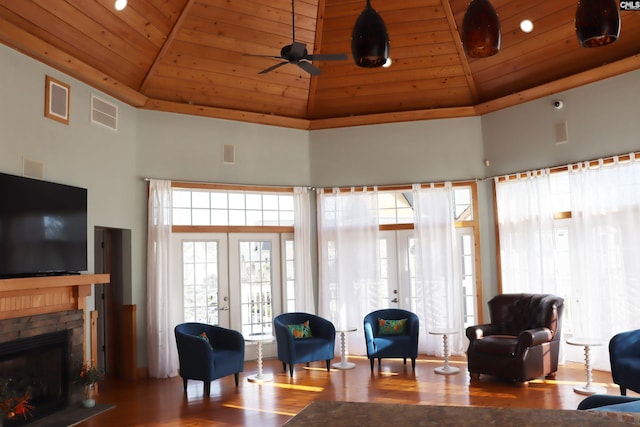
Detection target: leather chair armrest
<box><xmin>518</xmin><ymin>328</ymin><xmax>552</xmax><ymax>347</ymax></box>
<box><xmin>466</xmin><ymin>324</ymin><xmax>500</xmax><ymax>341</ymax></box>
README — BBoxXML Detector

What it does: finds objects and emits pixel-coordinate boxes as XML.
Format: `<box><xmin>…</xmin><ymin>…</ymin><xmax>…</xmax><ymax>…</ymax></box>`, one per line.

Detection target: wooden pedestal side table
<box><xmin>333</xmin><ymin>327</ymin><xmax>357</xmax><ymax>370</ymax></box>
<box><xmin>245</xmin><ymin>333</ymin><xmax>274</xmax><ymax>383</ymax></box>
<box><xmin>566</xmin><ymin>337</ymin><xmax>606</xmax><ymax>395</ymax></box>
<box><xmin>429</xmin><ymin>329</ymin><xmax>460</xmax><ymax>375</ymax></box>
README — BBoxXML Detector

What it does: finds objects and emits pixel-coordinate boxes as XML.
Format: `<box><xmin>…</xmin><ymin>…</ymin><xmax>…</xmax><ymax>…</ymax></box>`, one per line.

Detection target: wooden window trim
<box><xmin>172</xmin><ymin>181</ymin><xmax>294</xmax><ymax>193</ymax></box>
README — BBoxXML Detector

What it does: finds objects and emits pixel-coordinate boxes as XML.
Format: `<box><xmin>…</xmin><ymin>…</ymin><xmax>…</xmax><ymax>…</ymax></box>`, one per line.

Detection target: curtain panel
<box><xmin>317</xmin><ymin>187</ymin><xmax>380</xmax><ymax>355</ymax></box>
<box><xmin>494</xmin><ymin>170</ymin><xmax>559</xmax><ymax>295</ymax></box>
<box><xmin>146</xmin><ymin>179</ymin><xmax>180</xmax><ymax>378</ymax></box>
<box><xmin>293</xmin><ymin>186</ymin><xmax>315</xmax><ymax>313</ymax></box>
<box><xmin>412</xmin><ymin>183</ymin><xmax>464</xmax><ymax>356</ymax></box>
<box><xmin>567</xmin><ymin>155</ymin><xmax>640</xmax><ymax>370</ymax></box>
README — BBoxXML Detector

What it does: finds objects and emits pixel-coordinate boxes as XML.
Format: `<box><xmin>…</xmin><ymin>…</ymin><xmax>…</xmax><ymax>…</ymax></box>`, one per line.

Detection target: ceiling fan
<box><xmin>247</xmin><ymin>0</ymin><xmax>348</xmax><ymax>76</ymax></box>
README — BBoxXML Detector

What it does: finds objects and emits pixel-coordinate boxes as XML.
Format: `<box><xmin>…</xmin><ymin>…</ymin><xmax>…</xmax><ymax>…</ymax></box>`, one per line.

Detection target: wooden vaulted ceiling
<box><xmin>1</xmin><ymin>0</ymin><xmax>640</xmax><ymax>130</ymax></box>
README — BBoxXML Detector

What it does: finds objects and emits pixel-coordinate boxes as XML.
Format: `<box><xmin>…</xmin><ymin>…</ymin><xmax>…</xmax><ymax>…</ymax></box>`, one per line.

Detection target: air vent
<box><xmin>23</xmin><ymin>158</ymin><xmax>44</xmax><ymax>179</ymax></box>
<box><xmin>554</xmin><ymin>121</ymin><xmax>568</xmax><ymax>145</ymax></box>
<box><xmin>91</xmin><ymin>95</ymin><xmax>118</xmax><ymax>131</ymax></box>
<box><xmin>223</xmin><ymin>144</ymin><xmax>235</xmax><ymax>164</ymax></box>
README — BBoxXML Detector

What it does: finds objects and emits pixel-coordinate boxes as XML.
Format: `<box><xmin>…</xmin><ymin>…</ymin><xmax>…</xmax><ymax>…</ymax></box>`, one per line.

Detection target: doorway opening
<box><xmin>94</xmin><ymin>227</ymin><xmax>132</xmax><ymax>379</ymax></box>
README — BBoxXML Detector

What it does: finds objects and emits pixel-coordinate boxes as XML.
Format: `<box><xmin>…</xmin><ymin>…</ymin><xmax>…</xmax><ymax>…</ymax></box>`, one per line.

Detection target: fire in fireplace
<box><xmin>0</xmin><ymin>330</ymin><xmax>70</xmax><ymax>426</ymax></box>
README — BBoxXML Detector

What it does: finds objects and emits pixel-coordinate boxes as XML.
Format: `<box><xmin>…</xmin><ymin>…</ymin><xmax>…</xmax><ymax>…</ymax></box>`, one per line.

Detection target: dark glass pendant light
<box><xmin>461</xmin><ymin>0</ymin><xmax>501</xmax><ymax>58</ymax></box>
<box><xmin>575</xmin><ymin>0</ymin><xmax>620</xmax><ymax>47</ymax></box>
<box><xmin>351</xmin><ymin>0</ymin><xmax>389</xmax><ymax>68</ymax></box>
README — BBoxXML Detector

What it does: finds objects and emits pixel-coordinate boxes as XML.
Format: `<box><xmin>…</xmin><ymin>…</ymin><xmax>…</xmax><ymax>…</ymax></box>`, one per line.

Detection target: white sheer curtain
<box><xmin>412</xmin><ymin>183</ymin><xmax>463</xmax><ymax>356</ymax></box>
<box><xmin>146</xmin><ymin>179</ymin><xmax>179</xmax><ymax>378</ymax></box>
<box><xmin>293</xmin><ymin>186</ymin><xmax>315</xmax><ymax>313</ymax></box>
<box><xmin>495</xmin><ymin>156</ymin><xmax>640</xmax><ymax>371</ymax></box>
<box><xmin>317</xmin><ymin>187</ymin><xmax>380</xmax><ymax>355</ymax></box>
<box><xmin>568</xmin><ymin>155</ymin><xmax>640</xmax><ymax>370</ymax></box>
<box><xmin>494</xmin><ymin>170</ymin><xmax>560</xmax><ymax>295</ymax></box>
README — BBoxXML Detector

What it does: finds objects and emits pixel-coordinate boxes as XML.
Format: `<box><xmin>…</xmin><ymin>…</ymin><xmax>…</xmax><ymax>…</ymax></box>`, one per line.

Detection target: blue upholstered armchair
<box><xmin>610</xmin><ymin>329</ymin><xmax>640</xmax><ymax>395</ymax></box>
<box><xmin>364</xmin><ymin>308</ymin><xmax>419</xmax><ymax>371</ymax></box>
<box><xmin>174</xmin><ymin>322</ymin><xmax>245</xmax><ymax>396</ymax></box>
<box><xmin>273</xmin><ymin>312</ymin><xmax>336</xmax><ymax>376</ymax></box>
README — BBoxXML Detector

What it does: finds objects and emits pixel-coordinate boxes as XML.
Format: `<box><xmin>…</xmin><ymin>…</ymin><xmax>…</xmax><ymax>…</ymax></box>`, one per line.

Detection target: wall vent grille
<box><xmin>91</xmin><ymin>95</ymin><xmax>118</xmax><ymax>131</ymax></box>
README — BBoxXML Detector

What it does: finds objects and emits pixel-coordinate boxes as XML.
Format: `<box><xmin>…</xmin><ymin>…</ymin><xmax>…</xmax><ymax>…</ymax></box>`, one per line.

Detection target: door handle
<box><xmin>219</xmin><ymin>306</ymin><xmax>229</xmax><ymax>311</ymax></box>
<box><xmin>391</xmin><ymin>298</ymin><xmax>398</xmax><ymax>303</ymax></box>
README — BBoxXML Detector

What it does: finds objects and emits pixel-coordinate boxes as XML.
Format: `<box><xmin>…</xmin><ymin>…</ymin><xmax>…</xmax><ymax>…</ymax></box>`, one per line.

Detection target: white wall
<box><xmin>136</xmin><ymin>111</ymin><xmax>311</xmax><ymax>186</ymax></box>
<box><xmin>310</xmin><ymin>117</ymin><xmax>485</xmax><ymax>186</ymax></box>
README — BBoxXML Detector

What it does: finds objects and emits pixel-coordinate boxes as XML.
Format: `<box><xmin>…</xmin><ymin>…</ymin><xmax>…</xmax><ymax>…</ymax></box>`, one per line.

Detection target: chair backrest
<box><xmin>175</xmin><ymin>322</ymin><xmax>209</xmax><ymax>338</ymax></box>
<box><xmin>488</xmin><ymin>293</ymin><xmax>564</xmax><ymax>338</ymax></box>
<box><xmin>364</xmin><ymin>308</ymin><xmax>417</xmax><ymax>335</ymax></box>
<box><xmin>274</xmin><ymin>312</ymin><xmax>318</xmax><ymax>327</ymax></box>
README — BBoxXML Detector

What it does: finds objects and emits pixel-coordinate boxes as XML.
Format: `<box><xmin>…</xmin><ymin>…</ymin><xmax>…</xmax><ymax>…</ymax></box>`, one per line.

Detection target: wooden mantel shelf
<box><xmin>0</xmin><ymin>273</ymin><xmax>110</xmax><ymax>292</ymax></box>
<box><xmin>0</xmin><ymin>273</ymin><xmax>110</xmax><ymax>320</ymax></box>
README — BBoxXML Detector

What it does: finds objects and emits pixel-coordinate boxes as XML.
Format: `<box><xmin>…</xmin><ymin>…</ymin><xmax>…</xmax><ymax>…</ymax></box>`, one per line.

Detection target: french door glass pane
<box><xmin>284</xmin><ymin>239</ymin><xmax>296</xmax><ymax>312</ymax></box>
<box><xmin>239</xmin><ymin>240</ymin><xmax>273</xmax><ymax>336</ymax></box>
<box><xmin>182</xmin><ymin>241</ymin><xmax>219</xmax><ymax>324</ymax></box>
<box><xmin>460</xmin><ymin>233</ymin><xmax>476</xmax><ymax>328</ymax></box>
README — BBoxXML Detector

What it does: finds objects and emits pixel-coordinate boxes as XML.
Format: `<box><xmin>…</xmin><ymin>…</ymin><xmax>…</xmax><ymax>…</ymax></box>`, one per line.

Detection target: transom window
<box><xmin>172</xmin><ymin>188</ymin><xmax>294</xmax><ymax>226</ymax></box>
<box><xmin>377</xmin><ymin>186</ymin><xmax>473</xmax><ymax>225</ymax></box>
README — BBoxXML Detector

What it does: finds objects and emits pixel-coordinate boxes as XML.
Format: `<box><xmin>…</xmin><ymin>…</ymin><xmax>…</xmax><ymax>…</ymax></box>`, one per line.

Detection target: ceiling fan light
<box><xmin>461</xmin><ymin>0</ymin><xmax>501</xmax><ymax>59</ymax></box>
<box><xmin>575</xmin><ymin>0</ymin><xmax>620</xmax><ymax>48</ymax></box>
<box><xmin>351</xmin><ymin>0</ymin><xmax>389</xmax><ymax>68</ymax></box>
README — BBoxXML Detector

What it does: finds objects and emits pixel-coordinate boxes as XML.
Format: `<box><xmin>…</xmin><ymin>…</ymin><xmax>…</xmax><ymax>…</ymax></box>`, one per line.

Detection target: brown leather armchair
<box><xmin>466</xmin><ymin>293</ymin><xmax>564</xmax><ymax>383</ymax></box>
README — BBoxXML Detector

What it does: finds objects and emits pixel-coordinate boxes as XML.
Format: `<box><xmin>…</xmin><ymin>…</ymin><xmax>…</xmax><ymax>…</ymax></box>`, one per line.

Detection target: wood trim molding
<box><xmin>122</xmin><ymin>304</ymin><xmax>138</xmax><ymax>380</ymax></box>
<box><xmin>90</xmin><ymin>310</ymin><xmax>99</xmax><ymax>367</ymax></box>
<box><xmin>0</xmin><ymin>274</ymin><xmax>110</xmax><ymax>319</ymax></box>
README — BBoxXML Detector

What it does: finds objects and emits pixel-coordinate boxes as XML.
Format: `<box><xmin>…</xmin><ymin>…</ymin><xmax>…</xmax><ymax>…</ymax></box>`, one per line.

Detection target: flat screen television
<box><xmin>0</xmin><ymin>172</ymin><xmax>87</xmax><ymax>279</ymax></box>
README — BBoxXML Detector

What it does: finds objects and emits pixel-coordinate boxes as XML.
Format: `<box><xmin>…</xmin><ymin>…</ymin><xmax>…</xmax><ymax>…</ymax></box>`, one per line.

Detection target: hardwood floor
<box><xmin>78</xmin><ymin>355</ymin><xmax>629</xmax><ymax>426</ymax></box>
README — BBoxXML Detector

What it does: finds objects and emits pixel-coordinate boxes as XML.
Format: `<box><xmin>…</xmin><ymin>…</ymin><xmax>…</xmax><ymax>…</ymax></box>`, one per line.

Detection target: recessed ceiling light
<box><xmin>520</xmin><ymin>19</ymin><xmax>534</xmax><ymax>33</ymax></box>
<box><xmin>115</xmin><ymin>0</ymin><xmax>127</xmax><ymax>11</ymax></box>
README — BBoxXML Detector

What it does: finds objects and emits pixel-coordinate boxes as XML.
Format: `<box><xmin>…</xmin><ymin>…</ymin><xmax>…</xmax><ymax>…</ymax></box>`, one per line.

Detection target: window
<box><xmin>172</xmin><ymin>186</ymin><xmax>294</xmax><ymax>227</ymax></box>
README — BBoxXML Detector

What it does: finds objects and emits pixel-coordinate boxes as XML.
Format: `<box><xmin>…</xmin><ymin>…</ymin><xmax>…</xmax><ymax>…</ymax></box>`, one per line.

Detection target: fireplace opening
<box><xmin>0</xmin><ymin>330</ymin><xmax>70</xmax><ymax>426</ymax></box>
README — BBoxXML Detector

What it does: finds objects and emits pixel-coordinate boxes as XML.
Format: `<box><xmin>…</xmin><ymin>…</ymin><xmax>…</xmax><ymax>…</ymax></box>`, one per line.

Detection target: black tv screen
<box><xmin>0</xmin><ymin>172</ymin><xmax>87</xmax><ymax>279</ymax></box>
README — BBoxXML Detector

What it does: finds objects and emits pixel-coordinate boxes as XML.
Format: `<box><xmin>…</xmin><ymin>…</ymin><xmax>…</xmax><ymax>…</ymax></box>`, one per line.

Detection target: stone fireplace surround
<box><xmin>0</xmin><ymin>274</ymin><xmax>109</xmax><ymax>425</ymax></box>
<box><xmin>0</xmin><ymin>314</ymin><xmax>81</xmax><ymax>426</ymax></box>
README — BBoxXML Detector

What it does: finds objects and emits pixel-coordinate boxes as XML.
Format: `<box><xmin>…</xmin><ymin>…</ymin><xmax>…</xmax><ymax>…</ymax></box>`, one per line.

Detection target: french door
<box><xmin>172</xmin><ymin>232</ymin><xmax>283</xmax><ymax>359</ymax></box>
<box><xmin>379</xmin><ymin>228</ymin><xmax>478</xmax><ymax>328</ymax></box>
<box><xmin>379</xmin><ymin>230</ymin><xmax>415</xmax><ymax>310</ymax></box>
<box><xmin>172</xmin><ymin>233</ymin><xmax>230</xmax><ymax>327</ymax></box>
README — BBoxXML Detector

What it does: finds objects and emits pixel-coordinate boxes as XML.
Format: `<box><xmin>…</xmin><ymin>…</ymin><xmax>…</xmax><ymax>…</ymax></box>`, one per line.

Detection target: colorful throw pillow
<box><xmin>287</xmin><ymin>320</ymin><xmax>313</xmax><ymax>339</ymax></box>
<box><xmin>199</xmin><ymin>332</ymin><xmax>211</xmax><ymax>344</ymax></box>
<box><xmin>378</xmin><ymin>318</ymin><xmax>408</xmax><ymax>335</ymax></box>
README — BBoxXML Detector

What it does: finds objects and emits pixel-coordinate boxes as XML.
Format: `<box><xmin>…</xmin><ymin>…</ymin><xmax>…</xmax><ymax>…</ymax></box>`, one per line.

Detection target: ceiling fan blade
<box><xmin>290</xmin><ymin>42</ymin><xmax>307</xmax><ymax>58</ymax></box>
<box><xmin>259</xmin><ymin>61</ymin><xmax>289</xmax><ymax>74</ymax></box>
<box><xmin>297</xmin><ymin>61</ymin><xmax>322</xmax><ymax>76</ymax></box>
<box><xmin>306</xmin><ymin>53</ymin><xmax>348</xmax><ymax>61</ymax></box>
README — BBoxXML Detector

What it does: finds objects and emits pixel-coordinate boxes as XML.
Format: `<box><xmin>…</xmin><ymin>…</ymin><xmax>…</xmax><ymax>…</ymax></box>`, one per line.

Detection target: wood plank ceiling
<box><xmin>1</xmin><ymin>0</ymin><xmax>640</xmax><ymax>130</ymax></box>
